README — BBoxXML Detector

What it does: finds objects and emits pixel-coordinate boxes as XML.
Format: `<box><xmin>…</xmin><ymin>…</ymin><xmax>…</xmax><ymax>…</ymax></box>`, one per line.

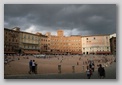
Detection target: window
<box><xmin>32</xmin><ymin>36</ymin><xmax>34</xmax><ymax>40</ymax></box>
<box><xmin>94</xmin><ymin>37</ymin><xmax>95</xmax><ymax>40</ymax></box>
<box><xmin>28</xmin><ymin>36</ymin><xmax>30</xmax><ymax>39</ymax></box>
<box><xmin>5</xmin><ymin>36</ymin><xmax>7</xmax><ymax>39</ymax></box>
<box><xmin>24</xmin><ymin>35</ymin><xmax>26</xmax><ymax>38</ymax></box>
<box><xmin>86</xmin><ymin>38</ymin><xmax>88</xmax><ymax>40</ymax></box>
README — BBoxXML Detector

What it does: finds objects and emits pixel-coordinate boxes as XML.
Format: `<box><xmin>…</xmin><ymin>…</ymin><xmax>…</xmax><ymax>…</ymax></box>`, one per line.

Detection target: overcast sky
<box><xmin>4</xmin><ymin>4</ymin><xmax>116</xmax><ymax>36</ymax></box>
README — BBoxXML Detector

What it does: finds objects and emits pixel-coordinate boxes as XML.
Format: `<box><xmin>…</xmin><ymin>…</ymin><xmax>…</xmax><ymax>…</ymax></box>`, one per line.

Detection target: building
<box><xmin>19</xmin><ymin>31</ymin><xmax>40</xmax><ymax>55</ymax></box>
<box><xmin>4</xmin><ymin>27</ymin><xmax>51</xmax><ymax>55</ymax></box>
<box><xmin>68</xmin><ymin>35</ymin><xmax>82</xmax><ymax>54</ymax></box>
<box><xmin>82</xmin><ymin>35</ymin><xmax>111</xmax><ymax>55</ymax></box>
<box><xmin>4</xmin><ymin>27</ymin><xmax>20</xmax><ymax>54</ymax></box>
<box><xmin>49</xmin><ymin>30</ymin><xmax>82</xmax><ymax>55</ymax></box>
<box><xmin>110</xmin><ymin>33</ymin><xmax>116</xmax><ymax>55</ymax></box>
<box><xmin>110</xmin><ymin>33</ymin><xmax>116</xmax><ymax>38</ymax></box>
<box><xmin>36</xmin><ymin>32</ymin><xmax>51</xmax><ymax>54</ymax></box>
<box><xmin>4</xmin><ymin>27</ymin><xmax>115</xmax><ymax>55</ymax></box>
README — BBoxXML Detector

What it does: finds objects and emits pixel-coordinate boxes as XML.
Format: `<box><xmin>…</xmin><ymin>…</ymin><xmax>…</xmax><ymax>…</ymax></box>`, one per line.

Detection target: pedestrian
<box><xmin>32</xmin><ymin>60</ymin><xmax>36</xmax><ymax>74</ymax></box>
<box><xmin>77</xmin><ymin>62</ymin><xmax>79</xmax><ymax>65</ymax></box>
<box><xmin>86</xmin><ymin>66</ymin><xmax>92</xmax><ymax>79</ymax></box>
<box><xmin>35</xmin><ymin>62</ymin><xmax>38</xmax><ymax>74</ymax></box>
<box><xmin>89</xmin><ymin>62</ymin><xmax>92</xmax><ymax>69</ymax></box>
<box><xmin>91</xmin><ymin>62</ymin><xmax>95</xmax><ymax>72</ymax></box>
<box><xmin>98</xmin><ymin>64</ymin><xmax>105</xmax><ymax>79</ymax></box>
<box><xmin>28</xmin><ymin>60</ymin><xmax>32</xmax><ymax>74</ymax></box>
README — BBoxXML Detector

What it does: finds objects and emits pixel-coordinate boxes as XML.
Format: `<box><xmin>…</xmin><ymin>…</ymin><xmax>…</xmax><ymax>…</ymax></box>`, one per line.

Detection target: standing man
<box><xmin>86</xmin><ymin>66</ymin><xmax>92</xmax><ymax>79</ymax></box>
<box><xmin>32</xmin><ymin>60</ymin><xmax>37</xmax><ymax>74</ymax></box>
<box><xmin>98</xmin><ymin>64</ymin><xmax>105</xmax><ymax>79</ymax></box>
<box><xmin>28</xmin><ymin>60</ymin><xmax>32</xmax><ymax>74</ymax></box>
<box><xmin>91</xmin><ymin>61</ymin><xmax>95</xmax><ymax>72</ymax></box>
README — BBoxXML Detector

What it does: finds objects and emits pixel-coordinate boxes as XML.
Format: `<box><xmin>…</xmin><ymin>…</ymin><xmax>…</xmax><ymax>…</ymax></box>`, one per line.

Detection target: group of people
<box><xmin>86</xmin><ymin>63</ymin><xmax>105</xmax><ymax>79</ymax></box>
<box><xmin>28</xmin><ymin>57</ymin><xmax>106</xmax><ymax>78</ymax></box>
<box><xmin>28</xmin><ymin>60</ymin><xmax>37</xmax><ymax>74</ymax></box>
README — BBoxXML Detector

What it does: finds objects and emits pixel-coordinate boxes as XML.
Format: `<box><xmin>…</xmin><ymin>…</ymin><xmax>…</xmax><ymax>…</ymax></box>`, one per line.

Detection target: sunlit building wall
<box><xmin>49</xmin><ymin>30</ymin><xmax>82</xmax><ymax>54</ymax></box>
<box><xmin>82</xmin><ymin>35</ymin><xmax>111</xmax><ymax>55</ymax></box>
<box><xmin>19</xmin><ymin>31</ymin><xmax>40</xmax><ymax>54</ymax></box>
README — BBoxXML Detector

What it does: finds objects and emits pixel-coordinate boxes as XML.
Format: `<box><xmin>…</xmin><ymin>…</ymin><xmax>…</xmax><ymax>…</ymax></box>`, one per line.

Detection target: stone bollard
<box><xmin>79</xmin><ymin>58</ymin><xmax>80</xmax><ymax>60</ymax></box>
<box><xmin>18</xmin><ymin>58</ymin><xmax>20</xmax><ymax>60</ymax></box>
<box><xmin>58</xmin><ymin>65</ymin><xmax>61</xmax><ymax>73</ymax></box>
<box><xmin>82</xmin><ymin>65</ymin><xmax>84</xmax><ymax>72</ymax></box>
<box><xmin>77</xmin><ymin>62</ymin><xmax>79</xmax><ymax>65</ymax></box>
<box><xmin>60</xmin><ymin>60</ymin><xmax>63</xmax><ymax>63</ymax></box>
<box><xmin>72</xmin><ymin>66</ymin><xmax>75</xmax><ymax>73</ymax></box>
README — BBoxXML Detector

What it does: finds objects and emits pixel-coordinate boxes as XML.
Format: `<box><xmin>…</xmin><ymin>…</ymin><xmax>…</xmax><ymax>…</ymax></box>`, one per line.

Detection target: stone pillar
<box><xmin>77</xmin><ymin>62</ymin><xmax>79</xmax><ymax>65</ymax></box>
<box><xmin>82</xmin><ymin>65</ymin><xmax>84</xmax><ymax>72</ymax></box>
<box><xmin>60</xmin><ymin>59</ymin><xmax>63</xmax><ymax>63</ymax></box>
<box><xmin>72</xmin><ymin>66</ymin><xmax>75</xmax><ymax>73</ymax></box>
<box><xmin>58</xmin><ymin>65</ymin><xmax>61</xmax><ymax>73</ymax></box>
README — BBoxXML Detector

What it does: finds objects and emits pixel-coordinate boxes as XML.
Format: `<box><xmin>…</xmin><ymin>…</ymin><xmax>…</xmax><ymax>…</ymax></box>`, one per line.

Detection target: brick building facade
<box><xmin>4</xmin><ymin>27</ymin><xmax>19</xmax><ymax>54</ymax></box>
<box><xmin>4</xmin><ymin>27</ymin><xmax>116</xmax><ymax>55</ymax></box>
<box><xmin>82</xmin><ymin>35</ymin><xmax>111</xmax><ymax>55</ymax></box>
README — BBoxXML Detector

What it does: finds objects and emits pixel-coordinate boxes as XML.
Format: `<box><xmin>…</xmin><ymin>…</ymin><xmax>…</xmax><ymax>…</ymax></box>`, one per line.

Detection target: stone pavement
<box><xmin>4</xmin><ymin>62</ymin><xmax>116</xmax><ymax>79</ymax></box>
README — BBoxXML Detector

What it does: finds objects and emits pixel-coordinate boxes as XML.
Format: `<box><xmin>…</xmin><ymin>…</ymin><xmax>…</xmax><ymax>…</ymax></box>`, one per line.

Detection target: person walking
<box><xmin>28</xmin><ymin>60</ymin><xmax>32</xmax><ymax>74</ymax></box>
<box><xmin>86</xmin><ymin>66</ymin><xmax>92</xmax><ymax>79</ymax></box>
<box><xmin>91</xmin><ymin>62</ymin><xmax>95</xmax><ymax>72</ymax></box>
<box><xmin>32</xmin><ymin>60</ymin><xmax>36</xmax><ymax>74</ymax></box>
<box><xmin>98</xmin><ymin>64</ymin><xmax>105</xmax><ymax>79</ymax></box>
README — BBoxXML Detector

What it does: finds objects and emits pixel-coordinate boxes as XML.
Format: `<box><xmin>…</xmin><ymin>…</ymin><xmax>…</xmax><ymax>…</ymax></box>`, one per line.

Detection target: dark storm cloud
<box><xmin>4</xmin><ymin>4</ymin><xmax>116</xmax><ymax>36</ymax></box>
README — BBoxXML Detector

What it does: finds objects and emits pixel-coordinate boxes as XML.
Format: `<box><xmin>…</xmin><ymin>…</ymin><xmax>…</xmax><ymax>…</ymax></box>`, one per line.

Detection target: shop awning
<box><xmin>96</xmin><ymin>51</ymin><xmax>111</xmax><ymax>54</ymax></box>
<box><xmin>23</xmin><ymin>50</ymin><xmax>40</xmax><ymax>54</ymax></box>
<box><xmin>4</xmin><ymin>51</ymin><xmax>16</xmax><ymax>54</ymax></box>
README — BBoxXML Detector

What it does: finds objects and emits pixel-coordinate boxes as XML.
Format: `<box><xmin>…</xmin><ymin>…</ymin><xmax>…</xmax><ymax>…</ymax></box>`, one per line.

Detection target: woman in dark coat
<box><xmin>98</xmin><ymin>64</ymin><xmax>105</xmax><ymax>79</ymax></box>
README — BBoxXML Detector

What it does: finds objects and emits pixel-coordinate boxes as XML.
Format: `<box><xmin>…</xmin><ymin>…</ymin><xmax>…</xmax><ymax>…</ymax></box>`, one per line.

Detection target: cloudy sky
<box><xmin>4</xmin><ymin>4</ymin><xmax>116</xmax><ymax>36</ymax></box>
